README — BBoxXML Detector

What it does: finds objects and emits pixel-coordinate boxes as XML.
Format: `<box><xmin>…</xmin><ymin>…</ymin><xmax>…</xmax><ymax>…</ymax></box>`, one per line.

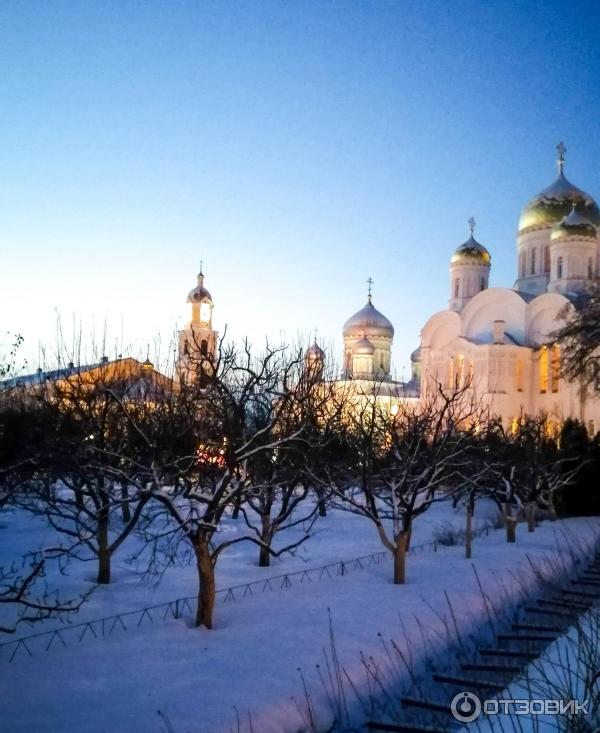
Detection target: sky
<box><xmin>1</xmin><ymin>0</ymin><xmax>600</xmax><ymax>377</ymax></box>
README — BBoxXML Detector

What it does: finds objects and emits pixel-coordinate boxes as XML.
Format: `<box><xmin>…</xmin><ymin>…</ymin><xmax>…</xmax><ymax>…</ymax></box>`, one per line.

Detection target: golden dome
<box><xmin>550</xmin><ymin>205</ymin><xmax>597</xmax><ymax>242</ymax></box>
<box><xmin>343</xmin><ymin>298</ymin><xmax>394</xmax><ymax>339</ymax></box>
<box><xmin>519</xmin><ymin>144</ymin><xmax>599</xmax><ymax>232</ymax></box>
<box><xmin>451</xmin><ymin>234</ymin><xmax>491</xmax><ymax>266</ymax></box>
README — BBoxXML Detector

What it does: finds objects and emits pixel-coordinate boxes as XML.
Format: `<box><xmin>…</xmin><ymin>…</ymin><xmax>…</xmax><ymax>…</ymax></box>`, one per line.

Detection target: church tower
<box><xmin>449</xmin><ymin>217</ymin><xmax>491</xmax><ymax>312</ymax></box>
<box><xmin>514</xmin><ymin>143</ymin><xmax>599</xmax><ymax>295</ymax></box>
<box><xmin>178</xmin><ymin>265</ymin><xmax>218</xmax><ymax>385</ymax></box>
<box><xmin>342</xmin><ymin>278</ymin><xmax>394</xmax><ymax>380</ymax></box>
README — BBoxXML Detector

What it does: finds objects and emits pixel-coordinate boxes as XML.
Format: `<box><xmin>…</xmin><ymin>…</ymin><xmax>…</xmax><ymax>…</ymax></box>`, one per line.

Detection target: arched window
<box><xmin>544</xmin><ymin>246</ymin><xmax>550</xmax><ymax>273</ymax></box>
<box><xmin>530</xmin><ymin>247</ymin><xmax>536</xmax><ymax>275</ymax></box>
<box><xmin>183</xmin><ymin>340</ymin><xmax>189</xmax><ymax>356</ymax></box>
<box><xmin>588</xmin><ymin>257</ymin><xmax>594</xmax><ymax>279</ymax></box>
<box><xmin>551</xmin><ymin>344</ymin><xmax>560</xmax><ymax>393</ymax></box>
<box><xmin>519</xmin><ymin>252</ymin><xmax>526</xmax><ymax>277</ymax></box>
<box><xmin>516</xmin><ymin>360</ymin><xmax>524</xmax><ymax>392</ymax></box>
<box><xmin>480</xmin><ymin>277</ymin><xmax>485</xmax><ymax>291</ymax></box>
<box><xmin>379</xmin><ymin>353</ymin><xmax>385</xmax><ymax>370</ymax></box>
<box><xmin>200</xmin><ymin>339</ymin><xmax>208</xmax><ymax>356</ymax></box>
<box><xmin>539</xmin><ymin>346</ymin><xmax>548</xmax><ymax>393</ymax></box>
<box><xmin>557</xmin><ymin>256</ymin><xmax>563</xmax><ymax>279</ymax></box>
<box><xmin>454</xmin><ymin>278</ymin><xmax>460</xmax><ymax>297</ymax></box>
<box><xmin>455</xmin><ymin>355</ymin><xmax>464</xmax><ymax>386</ymax></box>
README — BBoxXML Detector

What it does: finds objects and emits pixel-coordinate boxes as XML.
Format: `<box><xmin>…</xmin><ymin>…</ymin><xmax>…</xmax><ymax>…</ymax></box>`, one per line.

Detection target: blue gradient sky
<box><xmin>1</xmin><ymin>1</ymin><xmax>599</xmax><ymax>375</ymax></box>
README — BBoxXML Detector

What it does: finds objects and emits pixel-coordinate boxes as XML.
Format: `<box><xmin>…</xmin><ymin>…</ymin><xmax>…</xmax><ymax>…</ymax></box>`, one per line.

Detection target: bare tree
<box><xmin>322</xmin><ymin>380</ymin><xmax>481</xmax><ymax>584</ymax></box>
<box><xmin>8</xmin><ymin>358</ymin><xmax>161</xmax><ymax>584</ymax></box>
<box><xmin>121</xmin><ymin>340</ymin><xmax>336</xmax><ymax>628</ymax></box>
<box><xmin>552</xmin><ymin>283</ymin><xmax>600</xmax><ymax>390</ymax></box>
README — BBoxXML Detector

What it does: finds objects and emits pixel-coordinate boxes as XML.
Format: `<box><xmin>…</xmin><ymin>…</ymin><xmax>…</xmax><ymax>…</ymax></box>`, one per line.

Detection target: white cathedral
<box><xmin>177</xmin><ymin>144</ymin><xmax>600</xmax><ymax>433</ymax></box>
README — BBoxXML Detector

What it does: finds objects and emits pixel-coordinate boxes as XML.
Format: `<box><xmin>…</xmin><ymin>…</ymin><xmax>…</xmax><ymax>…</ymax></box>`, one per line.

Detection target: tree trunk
<box><xmin>120</xmin><ymin>482</ymin><xmax>131</xmax><ymax>523</ymax></box>
<box><xmin>505</xmin><ymin>502</ymin><xmax>516</xmax><ymax>543</ymax></box>
<box><xmin>259</xmin><ymin>513</ymin><xmax>271</xmax><ymax>567</ymax></box>
<box><xmin>232</xmin><ymin>493</ymin><xmax>242</xmax><ymax>520</ymax></box>
<box><xmin>465</xmin><ymin>507</ymin><xmax>473</xmax><ymax>559</ymax></box>
<box><xmin>527</xmin><ymin>502</ymin><xmax>536</xmax><ymax>533</ymax></box>
<box><xmin>317</xmin><ymin>493</ymin><xmax>327</xmax><ymax>517</ymax></box>
<box><xmin>97</xmin><ymin>505</ymin><xmax>111</xmax><ymax>584</ymax></box>
<box><xmin>194</xmin><ymin>537</ymin><xmax>216</xmax><ymax>629</ymax></box>
<box><xmin>393</xmin><ymin>531</ymin><xmax>409</xmax><ymax>585</ymax></box>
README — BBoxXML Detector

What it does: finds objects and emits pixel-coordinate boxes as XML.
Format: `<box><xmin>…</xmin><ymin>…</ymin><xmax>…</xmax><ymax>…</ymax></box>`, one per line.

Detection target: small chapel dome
<box><xmin>187</xmin><ymin>271</ymin><xmax>213</xmax><ymax>304</ymax></box>
<box><xmin>451</xmin><ymin>234</ymin><xmax>491</xmax><ymax>266</ymax></box>
<box><xmin>410</xmin><ymin>346</ymin><xmax>422</xmax><ymax>363</ymax></box>
<box><xmin>306</xmin><ymin>339</ymin><xmax>325</xmax><ymax>360</ymax></box>
<box><xmin>550</xmin><ymin>205</ymin><xmax>597</xmax><ymax>242</ymax></box>
<box><xmin>519</xmin><ymin>143</ymin><xmax>600</xmax><ymax>232</ymax></box>
<box><xmin>343</xmin><ymin>299</ymin><xmax>394</xmax><ymax>339</ymax></box>
<box><xmin>354</xmin><ymin>335</ymin><xmax>375</xmax><ymax>355</ymax></box>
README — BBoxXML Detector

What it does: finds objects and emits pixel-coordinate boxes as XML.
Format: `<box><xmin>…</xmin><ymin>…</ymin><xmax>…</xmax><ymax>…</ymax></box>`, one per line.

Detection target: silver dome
<box><xmin>343</xmin><ymin>299</ymin><xmax>394</xmax><ymax>339</ymax></box>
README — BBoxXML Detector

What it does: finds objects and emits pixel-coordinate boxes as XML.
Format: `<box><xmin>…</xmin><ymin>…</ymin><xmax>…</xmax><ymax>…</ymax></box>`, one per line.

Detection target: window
<box><xmin>200</xmin><ymin>339</ymin><xmax>208</xmax><ymax>356</ymax></box>
<box><xmin>454</xmin><ymin>278</ymin><xmax>460</xmax><ymax>297</ymax></box>
<box><xmin>530</xmin><ymin>247</ymin><xmax>536</xmax><ymax>275</ymax></box>
<box><xmin>480</xmin><ymin>277</ymin><xmax>486</xmax><ymax>291</ymax></box>
<box><xmin>448</xmin><ymin>358</ymin><xmax>454</xmax><ymax>389</ymax></box>
<box><xmin>379</xmin><ymin>353</ymin><xmax>385</xmax><ymax>370</ymax></box>
<box><xmin>551</xmin><ymin>344</ymin><xmax>560</xmax><ymax>393</ymax></box>
<box><xmin>544</xmin><ymin>246</ymin><xmax>550</xmax><ymax>273</ymax></box>
<box><xmin>455</xmin><ymin>355</ymin><xmax>464</xmax><ymax>386</ymax></box>
<box><xmin>557</xmin><ymin>256</ymin><xmax>563</xmax><ymax>279</ymax></box>
<box><xmin>588</xmin><ymin>420</ymin><xmax>596</xmax><ymax>437</ymax></box>
<box><xmin>520</xmin><ymin>252</ymin><xmax>525</xmax><ymax>278</ymax></box>
<box><xmin>539</xmin><ymin>346</ymin><xmax>548</xmax><ymax>393</ymax></box>
<box><xmin>516</xmin><ymin>360</ymin><xmax>524</xmax><ymax>392</ymax></box>
<box><xmin>588</xmin><ymin>257</ymin><xmax>594</xmax><ymax>279</ymax></box>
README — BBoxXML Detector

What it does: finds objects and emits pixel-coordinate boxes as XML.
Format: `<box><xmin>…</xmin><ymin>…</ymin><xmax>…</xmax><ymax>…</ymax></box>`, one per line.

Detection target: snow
<box><xmin>1</xmin><ymin>501</ymin><xmax>598</xmax><ymax>733</ymax></box>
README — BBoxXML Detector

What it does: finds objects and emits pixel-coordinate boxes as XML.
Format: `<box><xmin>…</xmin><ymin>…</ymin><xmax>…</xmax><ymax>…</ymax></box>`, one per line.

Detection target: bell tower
<box><xmin>178</xmin><ymin>264</ymin><xmax>219</xmax><ymax>385</ymax></box>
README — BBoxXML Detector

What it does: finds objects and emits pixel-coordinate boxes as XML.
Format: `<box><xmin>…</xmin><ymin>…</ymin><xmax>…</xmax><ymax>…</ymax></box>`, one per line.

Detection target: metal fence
<box><xmin>0</xmin><ymin>524</ymin><xmax>493</xmax><ymax>663</ymax></box>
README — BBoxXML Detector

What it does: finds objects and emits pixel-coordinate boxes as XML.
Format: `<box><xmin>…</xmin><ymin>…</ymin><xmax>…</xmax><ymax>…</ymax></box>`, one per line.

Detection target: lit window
<box><xmin>448</xmin><ymin>358</ymin><xmax>454</xmax><ymax>389</ymax></box>
<box><xmin>539</xmin><ymin>346</ymin><xmax>548</xmax><ymax>393</ymax></box>
<box><xmin>551</xmin><ymin>345</ymin><xmax>560</xmax><ymax>393</ymax></box>
<box><xmin>516</xmin><ymin>360</ymin><xmax>524</xmax><ymax>392</ymax></box>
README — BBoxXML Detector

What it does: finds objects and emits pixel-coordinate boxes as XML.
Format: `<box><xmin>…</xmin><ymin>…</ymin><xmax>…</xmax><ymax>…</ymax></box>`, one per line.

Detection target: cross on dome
<box><xmin>557</xmin><ymin>141</ymin><xmax>566</xmax><ymax>174</ymax></box>
<box><xmin>366</xmin><ymin>276</ymin><xmax>374</xmax><ymax>301</ymax></box>
<box><xmin>468</xmin><ymin>216</ymin><xmax>476</xmax><ymax>235</ymax></box>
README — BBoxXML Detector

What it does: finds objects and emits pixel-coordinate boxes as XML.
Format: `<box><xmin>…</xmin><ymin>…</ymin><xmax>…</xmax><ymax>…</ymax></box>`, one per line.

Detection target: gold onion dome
<box><xmin>550</xmin><ymin>204</ymin><xmax>597</xmax><ymax>242</ymax></box>
<box><xmin>451</xmin><ymin>234</ymin><xmax>491</xmax><ymax>265</ymax></box>
<box><xmin>451</xmin><ymin>217</ymin><xmax>491</xmax><ymax>266</ymax></box>
<box><xmin>187</xmin><ymin>271</ymin><xmax>213</xmax><ymax>304</ymax></box>
<box><xmin>519</xmin><ymin>143</ymin><xmax>599</xmax><ymax>232</ymax></box>
<box><xmin>354</xmin><ymin>335</ymin><xmax>375</xmax><ymax>355</ymax></box>
<box><xmin>343</xmin><ymin>298</ymin><xmax>394</xmax><ymax>339</ymax></box>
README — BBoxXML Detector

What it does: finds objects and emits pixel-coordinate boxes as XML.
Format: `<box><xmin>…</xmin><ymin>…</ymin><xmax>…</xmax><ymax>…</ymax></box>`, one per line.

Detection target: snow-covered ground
<box><xmin>1</xmin><ymin>501</ymin><xmax>598</xmax><ymax>733</ymax></box>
